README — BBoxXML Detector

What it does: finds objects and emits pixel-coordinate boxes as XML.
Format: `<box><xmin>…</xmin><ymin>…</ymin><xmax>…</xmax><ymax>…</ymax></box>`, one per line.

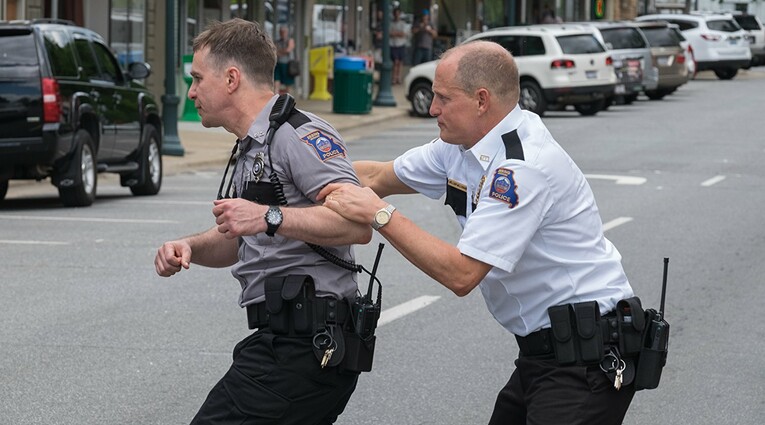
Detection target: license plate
<box><xmin>729</xmin><ymin>39</ymin><xmax>738</xmax><ymax>45</ymax></box>
<box><xmin>586</xmin><ymin>70</ymin><xmax>597</xmax><ymax>79</ymax></box>
<box><xmin>633</xmin><ymin>85</ymin><xmax>643</xmax><ymax>92</ymax></box>
<box><xmin>657</xmin><ymin>56</ymin><xmax>670</xmax><ymax>66</ymax></box>
<box><xmin>615</xmin><ymin>84</ymin><xmax>626</xmax><ymax>94</ymax></box>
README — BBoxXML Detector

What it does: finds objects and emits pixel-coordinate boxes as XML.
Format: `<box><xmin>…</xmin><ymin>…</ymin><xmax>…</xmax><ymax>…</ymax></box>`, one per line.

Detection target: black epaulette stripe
<box><xmin>502</xmin><ymin>130</ymin><xmax>524</xmax><ymax>160</ymax></box>
<box><xmin>286</xmin><ymin>109</ymin><xmax>311</xmax><ymax>129</ymax></box>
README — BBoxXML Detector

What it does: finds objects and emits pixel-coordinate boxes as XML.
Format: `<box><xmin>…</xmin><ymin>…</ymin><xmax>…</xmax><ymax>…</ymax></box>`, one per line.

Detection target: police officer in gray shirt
<box><xmin>154</xmin><ymin>19</ymin><xmax>372</xmax><ymax>425</ymax></box>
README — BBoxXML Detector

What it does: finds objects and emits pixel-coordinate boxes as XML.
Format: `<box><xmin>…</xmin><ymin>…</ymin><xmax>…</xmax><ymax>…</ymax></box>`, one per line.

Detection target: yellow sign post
<box><xmin>309</xmin><ymin>46</ymin><xmax>334</xmax><ymax>101</ymax></box>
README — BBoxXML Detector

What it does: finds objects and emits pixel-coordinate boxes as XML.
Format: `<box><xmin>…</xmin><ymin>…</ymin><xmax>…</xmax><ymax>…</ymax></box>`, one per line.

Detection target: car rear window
<box><xmin>42</xmin><ymin>29</ymin><xmax>80</xmax><ymax>78</ymax></box>
<box><xmin>556</xmin><ymin>34</ymin><xmax>605</xmax><ymax>54</ymax></box>
<box><xmin>0</xmin><ymin>31</ymin><xmax>38</xmax><ymax>67</ymax></box>
<box><xmin>600</xmin><ymin>28</ymin><xmax>648</xmax><ymax>49</ymax></box>
<box><xmin>733</xmin><ymin>16</ymin><xmax>761</xmax><ymax>31</ymax></box>
<box><xmin>485</xmin><ymin>35</ymin><xmax>546</xmax><ymax>57</ymax></box>
<box><xmin>640</xmin><ymin>27</ymin><xmax>681</xmax><ymax>47</ymax></box>
<box><xmin>707</xmin><ymin>19</ymin><xmax>741</xmax><ymax>32</ymax></box>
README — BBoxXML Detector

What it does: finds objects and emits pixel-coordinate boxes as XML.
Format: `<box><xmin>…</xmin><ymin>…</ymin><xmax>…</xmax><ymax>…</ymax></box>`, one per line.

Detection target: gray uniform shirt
<box><xmin>230</xmin><ymin>95</ymin><xmax>360</xmax><ymax>306</ymax></box>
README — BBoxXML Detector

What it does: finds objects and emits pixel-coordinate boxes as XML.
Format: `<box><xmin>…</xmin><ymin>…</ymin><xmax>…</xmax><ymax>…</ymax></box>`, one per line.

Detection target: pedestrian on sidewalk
<box><xmin>274</xmin><ymin>25</ymin><xmax>295</xmax><ymax>94</ymax></box>
<box><xmin>318</xmin><ymin>41</ymin><xmax>638</xmax><ymax>424</ymax></box>
<box><xmin>390</xmin><ymin>7</ymin><xmax>409</xmax><ymax>84</ymax></box>
<box><xmin>154</xmin><ymin>18</ymin><xmax>372</xmax><ymax>425</ymax></box>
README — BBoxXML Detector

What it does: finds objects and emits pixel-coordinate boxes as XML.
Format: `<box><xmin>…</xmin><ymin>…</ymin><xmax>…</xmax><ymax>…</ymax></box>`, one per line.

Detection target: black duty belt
<box><xmin>515</xmin><ymin>310</ymin><xmax>618</xmax><ymax>357</ymax></box>
<box><xmin>246</xmin><ymin>296</ymin><xmax>350</xmax><ymax>332</ymax></box>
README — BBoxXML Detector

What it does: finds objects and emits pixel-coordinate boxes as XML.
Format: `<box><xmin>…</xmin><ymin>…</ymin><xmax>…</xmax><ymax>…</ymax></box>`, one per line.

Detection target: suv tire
<box><xmin>644</xmin><ymin>89</ymin><xmax>667</xmax><ymax>100</ymax></box>
<box><xmin>130</xmin><ymin>124</ymin><xmax>163</xmax><ymax>196</ymax></box>
<box><xmin>59</xmin><ymin>130</ymin><xmax>97</xmax><ymax>207</ymax></box>
<box><xmin>713</xmin><ymin>68</ymin><xmax>738</xmax><ymax>80</ymax></box>
<box><xmin>574</xmin><ymin>99</ymin><xmax>604</xmax><ymax>116</ymax></box>
<box><xmin>520</xmin><ymin>80</ymin><xmax>547</xmax><ymax>116</ymax></box>
<box><xmin>410</xmin><ymin>82</ymin><xmax>433</xmax><ymax>118</ymax></box>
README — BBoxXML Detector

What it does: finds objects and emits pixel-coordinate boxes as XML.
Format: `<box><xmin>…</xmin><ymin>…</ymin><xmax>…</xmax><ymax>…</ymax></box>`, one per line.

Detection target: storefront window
<box><xmin>110</xmin><ymin>0</ymin><xmax>146</xmax><ymax>66</ymax></box>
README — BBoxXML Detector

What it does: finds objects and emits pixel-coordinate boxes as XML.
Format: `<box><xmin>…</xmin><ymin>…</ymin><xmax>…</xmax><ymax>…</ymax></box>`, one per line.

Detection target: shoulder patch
<box><xmin>489</xmin><ymin>167</ymin><xmax>519</xmax><ymax>208</ymax></box>
<box><xmin>301</xmin><ymin>130</ymin><xmax>347</xmax><ymax>162</ymax></box>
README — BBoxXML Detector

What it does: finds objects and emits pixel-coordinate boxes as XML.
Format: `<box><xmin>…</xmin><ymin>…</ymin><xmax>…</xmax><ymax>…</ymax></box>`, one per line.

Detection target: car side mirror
<box><xmin>127</xmin><ymin>62</ymin><xmax>151</xmax><ymax>80</ymax></box>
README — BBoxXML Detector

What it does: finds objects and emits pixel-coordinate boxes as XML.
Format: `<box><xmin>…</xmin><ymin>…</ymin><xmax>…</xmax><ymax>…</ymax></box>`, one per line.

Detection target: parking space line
<box><xmin>378</xmin><ymin>295</ymin><xmax>442</xmax><ymax>327</ymax></box>
<box><xmin>701</xmin><ymin>175</ymin><xmax>726</xmax><ymax>187</ymax></box>
<box><xmin>0</xmin><ymin>239</ymin><xmax>69</xmax><ymax>245</ymax></box>
<box><xmin>0</xmin><ymin>215</ymin><xmax>178</xmax><ymax>224</ymax></box>
<box><xmin>603</xmin><ymin>217</ymin><xmax>633</xmax><ymax>232</ymax></box>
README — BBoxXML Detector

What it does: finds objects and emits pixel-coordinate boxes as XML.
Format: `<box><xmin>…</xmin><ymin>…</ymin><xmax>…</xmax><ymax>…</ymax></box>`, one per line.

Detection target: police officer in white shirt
<box><xmin>318</xmin><ymin>40</ymin><xmax>637</xmax><ymax>424</ymax></box>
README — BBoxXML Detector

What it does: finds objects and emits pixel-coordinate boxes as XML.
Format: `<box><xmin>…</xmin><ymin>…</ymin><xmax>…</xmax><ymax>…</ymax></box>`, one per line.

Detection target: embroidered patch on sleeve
<box><xmin>489</xmin><ymin>168</ymin><xmax>519</xmax><ymax>208</ymax></box>
<box><xmin>301</xmin><ymin>130</ymin><xmax>347</xmax><ymax>162</ymax></box>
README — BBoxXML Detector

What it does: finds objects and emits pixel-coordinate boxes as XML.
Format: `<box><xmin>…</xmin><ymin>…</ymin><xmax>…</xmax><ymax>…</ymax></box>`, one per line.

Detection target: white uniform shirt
<box><xmin>394</xmin><ymin>105</ymin><xmax>633</xmax><ymax>336</ymax></box>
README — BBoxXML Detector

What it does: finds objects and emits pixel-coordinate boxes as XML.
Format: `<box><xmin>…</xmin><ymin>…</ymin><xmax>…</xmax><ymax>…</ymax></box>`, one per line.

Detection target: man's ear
<box><xmin>476</xmin><ymin>88</ymin><xmax>490</xmax><ymax>115</ymax></box>
<box><xmin>225</xmin><ymin>67</ymin><xmax>241</xmax><ymax>93</ymax></box>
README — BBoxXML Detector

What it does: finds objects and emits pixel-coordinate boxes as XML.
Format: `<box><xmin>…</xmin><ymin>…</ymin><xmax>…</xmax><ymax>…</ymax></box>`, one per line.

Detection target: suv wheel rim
<box><xmin>413</xmin><ymin>88</ymin><xmax>433</xmax><ymax>115</ymax></box>
<box><xmin>148</xmin><ymin>140</ymin><xmax>161</xmax><ymax>185</ymax></box>
<box><xmin>81</xmin><ymin>144</ymin><xmax>95</xmax><ymax>194</ymax></box>
<box><xmin>520</xmin><ymin>87</ymin><xmax>537</xmax><ymax>112</ymax></box>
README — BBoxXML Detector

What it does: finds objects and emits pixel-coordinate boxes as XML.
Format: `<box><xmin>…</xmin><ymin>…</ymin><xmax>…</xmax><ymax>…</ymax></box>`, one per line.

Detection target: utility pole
<box><xmin>162</xmin><ymin>0</ymin><xmax>184</xmax><ymax>156</ymax></box>
<box><xmin>374</xmin><ymin>0</ymin><xmax>397</xmax><ymax>107</ymax></box>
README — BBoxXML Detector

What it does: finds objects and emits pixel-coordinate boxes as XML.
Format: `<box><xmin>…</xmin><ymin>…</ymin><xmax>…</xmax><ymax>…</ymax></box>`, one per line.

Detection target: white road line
<box><xmin>585</xmin><ymin>174</ymin><xmax>647</xmax><ymax>185</ymax></box>
<box><xmin>125</xmin><ymin>199</ymin><xmax>212</xmax><ymax>206</ymax></box>
<box><xmin>0</xmin><ymin>239</ymin><xmax>69</xmax><ymax>245</ymax></box>
<box><xmin>701</xmin><ymin>175</ymin><xmax>726</xmax><ymax>187</ymax></box>
<box><xmin>603</xmin><ymin>217</ymin><xmax>633</xmax><ymax>232</ymax></box>
<box><xmin>0</xmin><ymin>215</ymin><xmax>178</xmax><ymax>224</ymax></box>
<box><xmin>378</xmin><ymin>295</ymin><xmax>442</xmax><ymax>327</ymax></box>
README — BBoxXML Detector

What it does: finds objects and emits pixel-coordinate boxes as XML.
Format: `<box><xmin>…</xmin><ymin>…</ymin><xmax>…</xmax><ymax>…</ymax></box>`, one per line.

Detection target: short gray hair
<box><xmin>442</xmin><ymin>41</ymin><xmax>519</xmax><ymax>105</ymax></box>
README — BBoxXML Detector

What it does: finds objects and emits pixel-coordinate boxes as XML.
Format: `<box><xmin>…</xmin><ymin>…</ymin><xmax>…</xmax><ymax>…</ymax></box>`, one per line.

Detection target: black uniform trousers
<box><xmin>190</xmin><ymin>328</ymin><xmax>359</xmax><ymax>425</ymax></box>
<box><xmin>488</xmin><ymin>355</ymin><xmax>635</xmax><ymax>425</ymax></box>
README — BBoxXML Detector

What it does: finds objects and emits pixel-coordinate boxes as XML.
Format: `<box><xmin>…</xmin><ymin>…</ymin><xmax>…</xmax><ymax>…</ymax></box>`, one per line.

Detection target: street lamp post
<box><xmin>162</xmin><ymin>0</ymin><xmax>184</xmax><ymax>156</ymax></box>
<box><xmin>374</xmin><ymin>0</ymin><xmax>397</xmax><ymax>107</ymax></box>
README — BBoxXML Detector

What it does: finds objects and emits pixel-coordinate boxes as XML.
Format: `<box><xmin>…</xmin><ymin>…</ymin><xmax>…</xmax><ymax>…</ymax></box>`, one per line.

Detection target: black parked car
<box><xmin>0</xmin><ymin>19</ymin><xmax>162</xmax><ymax>206</ymax></box>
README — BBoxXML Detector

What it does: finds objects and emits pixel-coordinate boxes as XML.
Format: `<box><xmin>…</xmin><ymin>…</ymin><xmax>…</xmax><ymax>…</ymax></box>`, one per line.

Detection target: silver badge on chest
<box><xmin>251</xmin><ymin>152</ymin><xmax>265</xmax><ymax>184</ymax></box>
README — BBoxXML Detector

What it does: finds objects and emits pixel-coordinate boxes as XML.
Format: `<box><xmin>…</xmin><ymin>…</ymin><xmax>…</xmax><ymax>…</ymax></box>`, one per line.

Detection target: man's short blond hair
<box><xmin>193</xmin><ymin>18</ymin><xmax>276</xmax><ymax>88</ymax></box>
<box><xmin>441</xmin><ymin>41</ymin><xmax>520</xmax><ymax>106</ymax></box>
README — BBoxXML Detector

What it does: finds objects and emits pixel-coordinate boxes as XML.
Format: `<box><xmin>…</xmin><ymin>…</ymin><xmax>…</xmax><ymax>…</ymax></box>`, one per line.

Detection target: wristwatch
<box><xmin>371</xmin><ymin>204</ymin><xmax>396</xmax><ymax>230</ymax></box>
<box><xmin>264</xmin><ymin>206</ymin><xmax>283</xmax><ymax>237</ymax></box>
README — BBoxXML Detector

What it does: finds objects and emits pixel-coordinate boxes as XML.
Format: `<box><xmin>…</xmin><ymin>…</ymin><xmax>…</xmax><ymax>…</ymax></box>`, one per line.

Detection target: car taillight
<box><xmin>606</xmin><ymin>56</ymin><xmax>613</xmax><ymax>66</ymax></box>
<box><xmin>700</xmin><ymin>33</ymin><xmax>721</xmax><ymax>42</ymax></box>
<box><xmin>676</xmin><ymin>53</ymin><xmax>686</xmax><ymax>64</ymax></box>
<box><xmin>551</xmin><ymin>59</ymin><xmax>575</xmax><ymax>69</ymax></box>
<box><xmin>42</xmin><ymin>77</ymin><xmax>61</xmax><ymax>123</ymax></box>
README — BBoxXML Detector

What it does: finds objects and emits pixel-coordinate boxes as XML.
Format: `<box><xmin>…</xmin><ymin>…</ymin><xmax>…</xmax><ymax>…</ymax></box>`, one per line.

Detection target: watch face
<box><xmin>267</xmin><ymin>208</ymin><xmax>283</xmax><ymax>224</ymax></box>
<box><xmin>375</xmin><ymin>210</ymin><xmax>390</xmax><ymax>226</ymax></box>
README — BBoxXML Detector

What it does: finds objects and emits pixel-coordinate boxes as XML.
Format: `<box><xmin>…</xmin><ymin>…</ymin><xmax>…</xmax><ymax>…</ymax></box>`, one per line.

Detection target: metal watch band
<box><xmin>371</xmin><ymin>204</ymin><xmax>396</xmax><ymax>230</ymax></box>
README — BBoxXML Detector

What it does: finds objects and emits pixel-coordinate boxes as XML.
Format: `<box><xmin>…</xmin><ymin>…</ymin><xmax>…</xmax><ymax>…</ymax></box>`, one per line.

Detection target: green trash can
<box><xmin>332</xmin><ymin>57</ymin><xmax>372</xmax><ymax>114</ymax></box>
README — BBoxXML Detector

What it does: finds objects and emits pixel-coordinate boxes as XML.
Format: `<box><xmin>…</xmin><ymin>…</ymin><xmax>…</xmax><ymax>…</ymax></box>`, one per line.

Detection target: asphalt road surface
<box><xmin>1</xmin><ymin>69</ymin><xmax>764</xmax><ymax>424</ymax></box>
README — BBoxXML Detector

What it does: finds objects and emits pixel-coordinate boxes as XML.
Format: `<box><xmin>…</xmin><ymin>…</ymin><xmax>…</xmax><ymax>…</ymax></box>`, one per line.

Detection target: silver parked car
<box><xmin>578</xmin><ymin>21</ymin><xmax>658</xmax><ymax>105</ymax></box>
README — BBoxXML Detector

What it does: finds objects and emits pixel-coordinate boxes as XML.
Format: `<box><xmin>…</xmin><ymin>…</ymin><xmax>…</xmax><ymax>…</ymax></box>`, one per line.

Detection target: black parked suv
<box><xmin>0</xmin><ymin>19</ymin><xmax>162</xmax><ymax>206</ymax></box>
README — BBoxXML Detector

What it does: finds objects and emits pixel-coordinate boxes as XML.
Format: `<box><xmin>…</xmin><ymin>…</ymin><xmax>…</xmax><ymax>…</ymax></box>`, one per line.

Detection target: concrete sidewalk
<box><xmin>165</xmin><ymin>82</ymin><xmax>411</xmax><ymax>175</ymax></box>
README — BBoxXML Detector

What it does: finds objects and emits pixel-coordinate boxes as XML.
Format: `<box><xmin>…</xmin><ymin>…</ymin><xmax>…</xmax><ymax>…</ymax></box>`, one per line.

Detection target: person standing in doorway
<box><xmin>412</xmin><ymin>10</ymin><xmax>437</xmax><ymax>65</ymax></box>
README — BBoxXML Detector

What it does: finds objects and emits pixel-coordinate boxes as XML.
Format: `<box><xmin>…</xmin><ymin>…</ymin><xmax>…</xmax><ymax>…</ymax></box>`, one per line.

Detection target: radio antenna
<box><xmin>366</xmin><ymin>243</ymin><xmax>385</xmax><ymax>301</ymax></box>
<box><xmin>659</xmin><ymin>257</ymin><xmax>669</xmax><ymax>318</ymax></box>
